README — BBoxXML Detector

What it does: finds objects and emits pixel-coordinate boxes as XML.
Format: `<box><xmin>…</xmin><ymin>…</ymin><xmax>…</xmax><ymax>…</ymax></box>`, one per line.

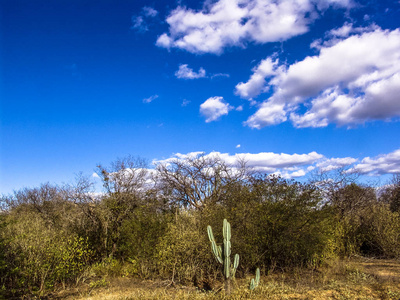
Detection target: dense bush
<box><xmin>222</xmin><ymin>176</ymin><xmax>336</xmax><ymax>271</ymax></box>
<box><xmin>0</xmin><ymin>209</ymin><xmax>93</xmax><ymax>295</ymax></box>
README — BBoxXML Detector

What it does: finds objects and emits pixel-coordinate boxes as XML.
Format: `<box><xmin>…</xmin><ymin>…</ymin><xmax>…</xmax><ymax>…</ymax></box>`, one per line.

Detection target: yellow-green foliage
<box><xmin>1</xmin><ymin>209</ymin><xmax>93</xmax><ymax>294</ymax></box>
<box><xmin>155</xmin><ymin>212</ymin><xmax>215</xmax><ymax>284</ymax></box>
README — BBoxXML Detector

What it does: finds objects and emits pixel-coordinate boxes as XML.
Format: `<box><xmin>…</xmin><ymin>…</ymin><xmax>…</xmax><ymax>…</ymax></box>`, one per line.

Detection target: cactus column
<box><xmin>207</xmin><ymin>219</ymin><xmax>239</xmax><ymax>295</ymax></box>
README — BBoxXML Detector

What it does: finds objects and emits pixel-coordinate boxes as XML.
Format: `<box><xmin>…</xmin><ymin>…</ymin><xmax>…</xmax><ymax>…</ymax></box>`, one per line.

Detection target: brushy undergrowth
<box><xmin>60</xmin><ymin>258</ymin><xmax>400</xmax><ymax>300</ymax></box>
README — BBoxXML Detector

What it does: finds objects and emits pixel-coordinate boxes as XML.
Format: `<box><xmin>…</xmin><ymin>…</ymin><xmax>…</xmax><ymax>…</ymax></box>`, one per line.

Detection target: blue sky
<box><xmin>1</xmin><ymin>0</ymin><xmax>400</xmax><ymax>194</ymax></box>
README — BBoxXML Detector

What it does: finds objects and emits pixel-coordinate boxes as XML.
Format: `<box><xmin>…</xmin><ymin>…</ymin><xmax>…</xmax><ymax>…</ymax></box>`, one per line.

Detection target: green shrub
<box><xmin>223</xmin><ymin>177</ymin><xmax>336</xmax><ymax>270</ymax></box>
<box><xmin>154</xmin><ymin>211</ymin><xmax>216</xmax><ymax>284</ymax></box>
<box><xmin>1</xmin><ymin>210</ymin><xmax>93</xmax><ymax>295</ymax></box>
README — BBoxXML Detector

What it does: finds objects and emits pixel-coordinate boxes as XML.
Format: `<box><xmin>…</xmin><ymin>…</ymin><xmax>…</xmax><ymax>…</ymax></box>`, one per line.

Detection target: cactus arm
<box><xmin>231</xmin><ymin>254</ymin><xmax>239</xmax><ymax>277</ymax></box>
<box><xmin>250</xmin><ymin>278</ymin><xmax>255</xmax><ymax>290</ymax></box>
<box><xmin>211</xmin><ymin>241</ymin><xmax>223</xmax><ymax>264</ymax></box>
<box><xmin>233</xmin><ymin>254</ymin><xmax>239</xmax><ymax>269</ymax></box>
<box><xmin>207</xmin><ymin>225</ymin><xmax>215</xmax><ymax>242</ymax></box>
<box><xmin>255</xmin><ymin>267</ymin><xmax>260</xmax><ymax>285</ymax></box>
<box><xmin>217</xmin><ymin>245</ymin><xmax>222</xmax><ymax>258</ymax></box>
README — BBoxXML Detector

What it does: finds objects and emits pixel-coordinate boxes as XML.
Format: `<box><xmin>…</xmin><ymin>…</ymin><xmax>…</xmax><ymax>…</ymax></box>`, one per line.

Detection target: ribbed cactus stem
<box><xmin>249</xmin><ymin>267</ymin><xmax>260</xmax><ymax>290</ymax></box>
<box><xmin>207</xmin><ymin>219</ymin><xmax>240</xmax><ymax>295</ymax></box>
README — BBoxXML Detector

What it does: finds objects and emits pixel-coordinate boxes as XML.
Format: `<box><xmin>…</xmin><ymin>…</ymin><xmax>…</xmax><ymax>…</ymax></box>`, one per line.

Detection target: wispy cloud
<box><xmin>175</xmin><ymin>64</ymin><xmax>206</xmax><ymax>79</ymax></box>
<box><xmin>157</xmin><ymin>0</ymin><xmax>353</xmax><ymax>54</ymax></box>
<box><xmin>211</xmin><ymin>73</ymin><xmax>230</xmax><ymax>79</ymax></box>
<box><xmin>143</xmin><ymin>94</ymin><xmax>159</xmax><ymax>104</ymax></box>
<box><xmin>132</xmin><ymin>6</ymin><xmax>158</xmax><ymax>32</ymax></box>
<box><xmin>181</xmin><ymin>99</ymin><xmax>191</xmax><ymax>107</ymax></box>
<box><xmin>142</xmin><ymin>6</ymin><xmax>158</xmax><ymax>17</ymax></box>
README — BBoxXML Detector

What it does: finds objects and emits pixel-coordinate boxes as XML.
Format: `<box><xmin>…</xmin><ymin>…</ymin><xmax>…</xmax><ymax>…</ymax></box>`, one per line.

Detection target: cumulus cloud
<box><xmin>316</xmin><ymin>157</ymin><xmax>358</xmax><ymax>172</ymax></box>
<box><xmin>154</xmin><ymin>148</ymin><xmax>400</xmax><ymax>179</ymax></box>
<box><xmin>156</xmin><ymin>150</ymin><xmax>322</xmax><ymax>173</ymax></box>
<box><xmin>175</xmin><ymin>64</ymin><xmax>206</xmax><ymax>79</ymax></box>
<box><xmin>351</xmin><ymin>149</ymin><xmax>400</xmax><ymax>175</ymax></box>
<box><xmin>235</xmin><ymin>57</ymin><xmax>279</xmax><ymax>100</ymax></box>
<box><xmin>244</xmin><ymin>27</ymin><xmax>400</xmax><ymax>128</ymax></box>
<box><xmin>155</xmin><ymin>150</ymin><xmax>325</xmax><ymax>179</ymax></box>
<box><xmin>200</xmin><ymin>96</ymin><xmax>233</xmax><ymax>122</ymax></box>
<box><xmin>156</xmin><ymin>0</ymin><xmax>352</xmax><ymax>54</ymax></box>
<box><xmin>143</xmin><ymin>94</ymin><xmax>159</xmax><ymax>103</ymax></box>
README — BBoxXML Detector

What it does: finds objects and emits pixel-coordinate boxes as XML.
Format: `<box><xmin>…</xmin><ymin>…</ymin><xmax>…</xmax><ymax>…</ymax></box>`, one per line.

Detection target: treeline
<box><xmin>1</xmin><ymin>154</ymin><xmax>400</xmax><ymax>297</ymax></box>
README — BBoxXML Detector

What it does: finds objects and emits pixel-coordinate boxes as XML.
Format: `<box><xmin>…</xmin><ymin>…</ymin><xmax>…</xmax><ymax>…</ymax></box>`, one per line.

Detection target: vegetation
<box><xmin>1</xmin><ymin>153</ymin><xmax>400</xmax><ymax>299</ymax></box>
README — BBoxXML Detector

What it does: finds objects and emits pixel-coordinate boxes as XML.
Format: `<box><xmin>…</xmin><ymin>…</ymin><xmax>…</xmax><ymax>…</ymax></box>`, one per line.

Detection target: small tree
<box><xmin>96</xmin><ymin>156</ymin><xmax>151</xmax><ymax>258</ymax></box>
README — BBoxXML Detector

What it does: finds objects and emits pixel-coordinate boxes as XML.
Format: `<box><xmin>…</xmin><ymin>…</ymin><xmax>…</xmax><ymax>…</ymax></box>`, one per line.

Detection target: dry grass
<box><xmin>52</xmin><ymin>258</ymin><xmax>400</xmax><ymax>300</ymax></box>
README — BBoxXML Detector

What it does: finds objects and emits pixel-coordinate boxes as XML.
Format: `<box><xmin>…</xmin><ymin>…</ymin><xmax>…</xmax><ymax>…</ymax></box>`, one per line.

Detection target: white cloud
<box><xmin>143</xmin><ymin>94</ymin><xmax>159</xmax><ymax>103</ymax></box>
<box><xmin>236</xmin><ymin>144</ymin><xmax>241</xmax><ymax>148</ymax></box>
<box><xmin>200</xmin><ymin>96</ymin><xmax>233</xmax><ymax>122</ymax></box>
<box><xmin>132</xmin><ymin>16</ymin><xmax>145</xmax><ymax>30</ymax></box>
<box><xmin>244</xmin><ymin>27</ymin><xmax>400</xmax><ymax>128</ymax></box>
<box><xmin>175</xmin><ymin>64</ymin><xmax>206</xmax><ymax>79</ymax></box>
<box><xmin>328</xmin><ymin>22</ymin><xmax>354</xmax><ymax>38</ymax></box>
<box><xmin>234</xmin><ymin>151</ymin><xmax>323</xmax><ymax>170</ymax></box>
<box><xmin>154</xmin><ymin>148</ymin><xmax>400</xmax><ymax>179</ymax></box>
<box><xmin>235</xmin><ymin>57</ymin><xmax>279</xmax><ymax>100</ymax></box>
<box><xmin>155</xmin><ymin>150</ymin><xmax>323</xmax><ymax>179</ymax></box>
<box><xmin>245</xmin><ymin>101</ymin><xmax>287</xmax><ymax>128</ymax></box>
<box><xmin>351</xmin><ymin>149</ymin><xmax>400</xmax><ymax>175</ymax></box>
<box><xmin>316</xmin><ymin>157</ymin><xmax>358</xmax><ymax>172</ymax></box>
<box><xmin>156</xmin><ymin>0</ymin><xmax>352</xmax><ymax>54</ymax></box>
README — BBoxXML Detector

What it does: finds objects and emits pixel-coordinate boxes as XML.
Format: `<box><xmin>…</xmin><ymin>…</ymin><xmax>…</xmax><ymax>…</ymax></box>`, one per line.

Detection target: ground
<box><xmin>52</xmin><ymin>257</ymin><xmax>400</xmax><ymax>299</ymax></box>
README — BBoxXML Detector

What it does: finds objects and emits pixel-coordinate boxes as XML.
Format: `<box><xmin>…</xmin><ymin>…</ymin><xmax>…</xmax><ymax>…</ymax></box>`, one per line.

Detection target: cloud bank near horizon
<box><xmin>153</xmin><ymin>148</ymin><xmax>400</xmax><ymax>180</ymax></box>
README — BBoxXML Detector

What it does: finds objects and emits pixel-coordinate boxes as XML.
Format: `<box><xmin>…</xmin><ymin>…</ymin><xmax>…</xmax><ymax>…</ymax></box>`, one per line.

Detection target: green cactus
<box><xmin>207</xmin><ymin>219</ymin><xmax>239</xmax><ymax>295</ymax></box>
<box><xmin>249</xmin><ymin>267</ymin><xmax>260</xmax><ymax>290</ymax></box>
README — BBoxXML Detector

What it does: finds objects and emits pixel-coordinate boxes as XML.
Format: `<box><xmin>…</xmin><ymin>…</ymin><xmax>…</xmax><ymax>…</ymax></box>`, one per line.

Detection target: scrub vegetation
<box><xmin>1</xmin><ymin>154</ymin><xmax>400</xmax><ymax>299</ymax></box>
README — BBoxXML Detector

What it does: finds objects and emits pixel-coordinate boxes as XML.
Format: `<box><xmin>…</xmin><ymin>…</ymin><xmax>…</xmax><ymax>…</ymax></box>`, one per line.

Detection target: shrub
<box><xmin>154</xmin><ymin>211</ymin><xmax>217</xmax><ymax>285</ymax></box>
<box><xmin>1</xmin><ymin>209</ymin><xmax>93</xmax><ymax>295</ymax></box>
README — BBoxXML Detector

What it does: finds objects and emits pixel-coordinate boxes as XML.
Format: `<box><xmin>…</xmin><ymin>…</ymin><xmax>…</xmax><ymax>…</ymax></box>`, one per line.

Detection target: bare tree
<box><xmin>155</xmin><ymin>153</ymin><xmax>248</xmax><ymax>209</ymax></box>
<box><xmin>310</xmin><ymin>167</ymin><xmax>359</xmax><ymax>206</ymax></box>
<box><xmin>379</xmin><ymin>174</ymin><xmax>400</xmax><ymax>212</ymax></box>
